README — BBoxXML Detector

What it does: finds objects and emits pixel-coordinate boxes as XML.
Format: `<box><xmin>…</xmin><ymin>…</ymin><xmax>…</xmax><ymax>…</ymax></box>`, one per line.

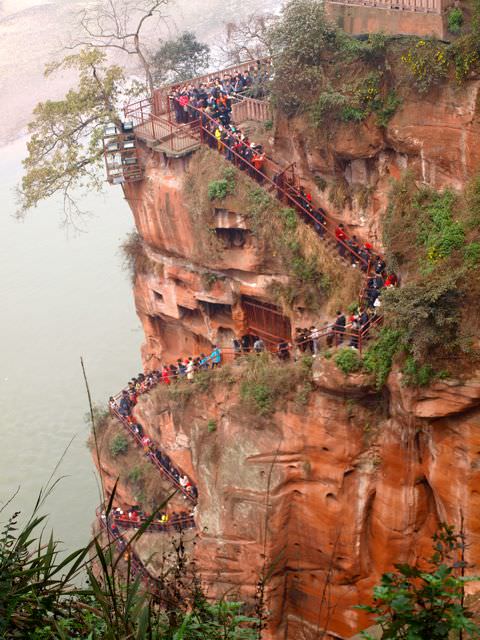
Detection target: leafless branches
<box><xmin>70</xmin><ymin>0</ymin><xmax>171</xmax><ymax>93</ymax></box>
<box><xmin>216</xmin><ymin>13</ymin><xmax>276</xmax><ymax>66</ymax></box>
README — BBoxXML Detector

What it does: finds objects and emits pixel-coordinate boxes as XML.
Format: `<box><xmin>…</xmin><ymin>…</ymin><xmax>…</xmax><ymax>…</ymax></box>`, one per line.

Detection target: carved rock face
<box><xmin>113</xmin><ymin>79</ymin><xmax>480</xmax><ymax>637</ymax></box>
<box><xmin>125</xmin><ymin>358</ymin><xmax>480</xmax><ymax>639</ymax></box>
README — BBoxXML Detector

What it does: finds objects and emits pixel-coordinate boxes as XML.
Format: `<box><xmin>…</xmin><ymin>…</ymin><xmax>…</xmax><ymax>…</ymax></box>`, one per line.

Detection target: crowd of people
<box><xmin>169</xmin><ymin>61</ymin><xmax>271</xmax><ymax>124</ymax></box>
<box><xmin>110</xmin><ymin>506</ymin><xmax>195</xmax><ymax>533</ymax></box>
<box><xmin>168</xmin><ymin>71</ymin><xmax>383</xmax><ymax>267</ymax></box>
<box><xmin>110</xmin><ymin>387</ymin><xmax>199</xmax><ymax>502</ymax></box>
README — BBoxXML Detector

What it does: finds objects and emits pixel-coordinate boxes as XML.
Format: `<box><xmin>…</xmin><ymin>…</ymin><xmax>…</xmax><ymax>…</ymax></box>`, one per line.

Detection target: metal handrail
<box><xmin>111</xmin><ymin>408</ymin><xmax>197</xmax><ymax>504</ymax></box>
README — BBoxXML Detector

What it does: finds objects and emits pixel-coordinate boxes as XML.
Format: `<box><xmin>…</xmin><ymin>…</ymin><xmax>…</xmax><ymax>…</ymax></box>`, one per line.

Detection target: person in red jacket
<box><xmin>335</xmin><ymin>223</ymin><xmax>347</xmax><ymax>257</ymax></box>
<box><xmin>161</xmin><ymin>365</ymin><xmax>170</xmax><ymax>385</ymax></box>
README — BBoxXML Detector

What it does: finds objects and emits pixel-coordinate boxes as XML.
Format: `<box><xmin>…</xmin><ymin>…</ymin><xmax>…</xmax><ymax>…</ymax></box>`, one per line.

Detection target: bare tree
<box><xmin>71</xmin><ymin>0</ymin><xmax>171</xmax><ymax>94</ymax></box>
<box><xmin>216</xmin><ymin>13</ymin><xmax>276</xmax><ymax>66</ymax></box>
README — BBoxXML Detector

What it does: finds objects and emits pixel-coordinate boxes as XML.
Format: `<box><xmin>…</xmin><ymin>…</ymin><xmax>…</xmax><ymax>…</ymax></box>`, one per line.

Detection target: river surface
<box><xmin>0</xmin><ymin>0</ymin><xmax>280</xmax><ymax>552</ymax></box>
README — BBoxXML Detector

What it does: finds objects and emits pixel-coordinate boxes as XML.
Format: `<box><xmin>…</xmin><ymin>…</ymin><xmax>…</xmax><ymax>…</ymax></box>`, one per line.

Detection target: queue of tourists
<box><xmin>169</xmin><ymin>60</ymin><xmax>271</xmax><ymax>125</ymax></box>
<box><xmin>109</xmin><ymin>390</ymin><xmax>199</xmax><ymax>502</ymax></box>
<box><xmin>167</xmin><ymin>70</ymin><xmax>391</xmax><ymax>268</ymax></box>
<box><xmin>109</xmin><ymin>506</ymin><xmax>195</xmax><ymax>533</ymax></box>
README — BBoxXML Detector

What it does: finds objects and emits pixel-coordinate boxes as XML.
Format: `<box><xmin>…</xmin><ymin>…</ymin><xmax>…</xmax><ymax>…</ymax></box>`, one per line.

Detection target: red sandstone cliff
<box><xmin>105</xmin><ymin>77</ymin><xmax>480</xmax><ymax>638</ymax></box>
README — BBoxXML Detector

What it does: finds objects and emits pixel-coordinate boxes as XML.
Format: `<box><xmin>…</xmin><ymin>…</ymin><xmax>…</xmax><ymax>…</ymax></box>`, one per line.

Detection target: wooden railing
<box><xmin>231</xmin><ymin>97</ymin><xmax>271</xmax><ymax>123</ymax></box>
<box><xmin>327</xmin><ymin>0</ymin><xmax>447</xmax><ymax>13</ymax></box>
<box><xmin>150</xmin><ymin>58</ymin><xmax>272</xmax><ymax>117</ymax></box>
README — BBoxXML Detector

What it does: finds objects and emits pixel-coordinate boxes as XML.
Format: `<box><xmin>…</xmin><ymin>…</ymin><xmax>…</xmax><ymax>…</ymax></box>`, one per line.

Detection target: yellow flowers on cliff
<box><xmin>401</xmin><ymin>39</ymin><xmax>450</xmax><ymax>93</ymax></box>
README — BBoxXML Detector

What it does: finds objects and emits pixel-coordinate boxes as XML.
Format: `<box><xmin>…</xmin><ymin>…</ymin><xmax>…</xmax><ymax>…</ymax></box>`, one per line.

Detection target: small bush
<box><xmin>464</xmin><ymin>241</ymin><xmax>480</xmax><ymax>267</ymax></box>
<box><xmin>375</xmin><ymin>91</ymin><xmax>401</xmax><ymax>128</ymax></box>
<box><xmin>382</xmin><ymin>273</ymin><xmax>462</xmax><ymax>361</ymax></box>
<box><xmin>311</xmin><ymin>90</ymin><xmax>348</xmax><ymax>127</ymax></box>
<box><xmin>402</xmin><ymin>355</ymin><xmax>436</xmax><ymax>387</ymax></box>
<box><xmin>417</xmin><ymin>189</ymin><xmax>465</xmax><ymax>265</ymax></box>
<box><xmin>127</xmin><ymin>465</ymin><xmax>144</xmax><ymax>485</ymax></box>
<box><xmin>84</xmin><ymin>404</ymin><xmax>110</xmax><ymax>431</ymax></box>
<box><xmin>401</xmin><ymin>39</ymin><xmax>449</xmax><ymax>94</ymax></box>
<box><xmin>109</xmin><ymin>433</ymin><xmax>128</xmax><ymax>458</ymax></box>
<box><xmin>448</xmin><ymin>7</ymin><xmax>464</xmax><ymax>34</ymax></box>
<box><xmin>314</xmin><ymin>175</ymin><xmax>327</xmax><ymax>191</ymax></box>
<box><xmin>208</xmin><ymin>166</ymin><xmax>236</xmax><ymax>200</ymax></box>
<box><xmin>334</xmin><ymin>348</ymin><xmax>363</xmax><ymax>375</ymax></box>
<box><xmin>240</xmin><ymin>353</ymin><xmax>309</xmax><ymax>416</ymax></box>
<box><xmin>363</xmin><ymin>328</ymin><xmax>404</xmax><ymax>389</ymax></box>
<box><xmin>207</xmin><ymin>419</ymin><xmax>217</xmax><ymax>433</ymax></box>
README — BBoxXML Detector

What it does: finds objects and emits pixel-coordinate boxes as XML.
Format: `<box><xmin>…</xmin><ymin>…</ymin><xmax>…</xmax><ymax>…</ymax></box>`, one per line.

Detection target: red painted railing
<box><xmin>112</xmin><ymin>511</ymin><xmax>195</xmax><ymax>533</ymax></box>
<box><xmin>97</xmin><ymin>509</ymin><xmax>162</xmax><ymax>594</ymax></box>
<box><xmin>111</xmin><ymin>407</ymin><xmax>197</xmax><ymax>504</ymax></box>
<box><xmin>126</xmin><ymin>94</ymin><xmax>382</xmax><ymax>273</ymax></box>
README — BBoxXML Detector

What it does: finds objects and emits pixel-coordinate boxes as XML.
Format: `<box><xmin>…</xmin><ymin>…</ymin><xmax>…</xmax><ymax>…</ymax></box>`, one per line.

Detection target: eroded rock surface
<box><xmin>103</xmin><ymin>76</ymin><xmax>480</xmax><ymax>638</ymax></box>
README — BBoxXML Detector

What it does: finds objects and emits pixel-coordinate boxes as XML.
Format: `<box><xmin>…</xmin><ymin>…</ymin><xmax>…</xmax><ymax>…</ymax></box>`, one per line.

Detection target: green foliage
<box><xmin>363</xmin><ymin>328</ymin><xmax>404</xmax><ymax>389</ymax></box>
<box><xmin>400</xmin><ymin>30</ymin><xmax>480</xmax><ymax>91</ymax></box>
<box><xmin>314</xmin><ymin>175</ymin><xmax>327</xmax><ymax>191</ymax></box>
<box><xmin>464</xmin><ymin>241</ymin><xmax>480</xmax><ymax>267</ymax></box>
<box><xmin>20</xmin><ymin>49</ymin><xmax>125</xmax><ymax>218</ymax></box>
<box><xmin>402</xmin><ymin>355</ymin><xmax>437</xmax><ymax>387</ymax></box>
<box><xmin>208</xmin><ymin>166</ymin><xmax>236</xmax><ymax>200</ymax></box>
<box><xmin>248</xmin><ymin>189</ymin><xmax>330</xmax><ymax>310</ymax></box>
<box><xmin>202</xmin><ymin>271</ymin><xmax>220</xmax><ymax>290</ymax></box>
<box><xmin>207</xmin><ymin>419</ymin><xmax>217</xmax><ymax>433</ymax></box>
<box><xmin>240</xmin><ymin>353</ymin><xmax>310</xmax><ymax>416</ymax></box>
<box><xmin>109</xmin><ymin>433</ymin><xmax>128</xmax><ymax>458</ymax></box>
<box><xmin>464</xmin><ymin>174</ymin><xmax>480</xmax><ymax>230</ymax></box>
<box><xmin>334</xmin><ymin>348</ymin><xmax>363</xmax><ymax>375</ymax></box>
<box><xmin>268</xmin><ymin>0</ymin><xmax>339</xmax><ymax>114</ymax></box>
<box><xmin>170</xmin><ymin>598</ymin><xmax>258</xmax><ymax>639</ymax></box>
<box><xmin>358</xmin><ymin>523</ymin><xmax>480</xmax><ymax>640</ymax></box>
<box><xmin>311</xmin><ymin>75</ymin><xmax>399</xmax><ymax>130</ymax></box>
<box><xmin>268</xmin><ymin>0</ymin><xmax>393</xmax><ymax>116</ymax></box>
<box><xmin>416</xmin><ymin>189</ymin><xmax>465</xmax><ymax>265</ymax></box>
<box><xmin>382</xmin><ymin>171</ymin><xmax>419</xmax><ymax>271</ymax></box>
<box><xmin>0</xmin><ymin>487</ymin><xmax>259</xmax><ymax>639</ymax></box>
<box><xmin>401</xmin><ymin>39</ymin><xmax>450</xmax><ymax>94</ymax></box>
<box><xmin>448</xmin><ymin>7</ymin><xmax>464</xmax><ymax>34</ymax></box>
<box><xmin>311</xmin><ymin>90</ymin><xmax>349</xmax><ymax>127</ymax></box>
<box><xmin>451</xmin><ymin>34</ymin><xmax>480</xmax><ymax>83</ymax></box>
<box><xmin>375</xmin><ymin>90</ymin><xmax>401</xmax><ymax>128</ymax></box>
<box><xmin>120</xmin><ymin>230</ymin><xmax>163</xmax><ymax>282</ymax></box>
<box><xmin>382</xmin><ymin>273</ymin><xmax>462</xmax><ymax>361</ymax></box>
<box><xmin>151</xmin><ymin>31</ymin><xmax>210</xmax><ymax>85</ymax></box>
<box><xmin>127</xmin><ymin>465</ymin><xmax>144</xmax><ymax>486</ymax></box>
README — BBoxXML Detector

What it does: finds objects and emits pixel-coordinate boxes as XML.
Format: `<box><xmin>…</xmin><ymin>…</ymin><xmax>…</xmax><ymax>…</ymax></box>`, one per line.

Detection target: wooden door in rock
<box><xmin>241</xmin><ymin>296</ymin><xmax>292</xmax><ymax>345</ymax></box>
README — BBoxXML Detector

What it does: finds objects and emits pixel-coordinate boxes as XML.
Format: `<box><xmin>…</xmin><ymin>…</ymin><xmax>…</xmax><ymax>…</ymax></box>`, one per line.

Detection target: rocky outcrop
<box><xmin>273</xmin><ymin>79</ymin><xmax>480</xmax><ymax>244</ymax></box>
<box><xmin>105</xmin><ymin>74</ymin><xmax>480</xmax><ymax>638</ymax></box>
<box><xmin>125</xmin><ymin>359</ymin><xmax>480</xmax><ymax>639</ymax></box>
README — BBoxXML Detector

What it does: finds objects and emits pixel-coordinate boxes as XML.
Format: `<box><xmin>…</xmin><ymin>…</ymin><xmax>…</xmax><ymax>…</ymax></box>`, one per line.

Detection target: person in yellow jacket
<box><xmin>215</xmin><ymin>125</ymin><xmax>223</xmax><ymax>152</ymax></box>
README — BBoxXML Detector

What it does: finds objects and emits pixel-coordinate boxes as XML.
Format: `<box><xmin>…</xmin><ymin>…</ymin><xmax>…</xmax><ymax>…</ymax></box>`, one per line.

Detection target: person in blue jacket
<box><xmin>209</xmin><ymin>345</ymin><xmax>222</xmax><ymax>369</ymax></box>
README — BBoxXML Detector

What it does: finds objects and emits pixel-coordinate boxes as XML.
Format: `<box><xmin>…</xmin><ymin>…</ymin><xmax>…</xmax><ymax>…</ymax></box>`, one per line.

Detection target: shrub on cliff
<box><xmin>121</xmin><ymin>230</ymin><xmax>163</xmax><ymax>282</ymax></box>
<box><xmin>382</xmin><ymin>275</ymin><xmax>462</xmax><ymax>362</ymax></box>
<box><xmin>358</xmin><ymin>523</ymin><xmax>480</xmax><ymax>639</ymax></box>
<box><xmin>109</xmin><ymin>433</ymin><xmax>128</xmax><ymax>457</ymax></box>
<box><xmin>208</xmin><ymin>166</ymin><xmax>236</xmax><ymax>200</ymax></box>
<box><xmin>240</xmin><ymin>352</ymin><xmax>312</xmax><ymax>415</ymax></box>
<box><xmin>334</xmin><ymin>348</ymin><xmax>363</xmax><ymax>375</ymax></box>
<box><xmin>362</xmin><ymin>328</ymin><xmax>404</xmax><ymax>389</ymax></box>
